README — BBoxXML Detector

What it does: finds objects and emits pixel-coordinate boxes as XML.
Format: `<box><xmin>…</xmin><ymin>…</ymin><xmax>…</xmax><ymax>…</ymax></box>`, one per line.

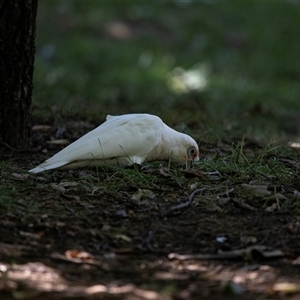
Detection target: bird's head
<box><xmin>169</xmin><ymin>133</ymin><xmax>199</xmax><ymax>166</ymax></box>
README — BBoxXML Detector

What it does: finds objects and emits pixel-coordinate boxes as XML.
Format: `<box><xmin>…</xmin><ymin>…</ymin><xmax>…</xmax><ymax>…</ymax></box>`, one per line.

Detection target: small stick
<box><xmin>0</xmin><ymin>140</ymin><xmax>16</xmax><ymax>151</ymax></box>
<box><xmin>164</xmin><ymin>188</ymin><xmax>206</xmax><ymax>216</ymax></box>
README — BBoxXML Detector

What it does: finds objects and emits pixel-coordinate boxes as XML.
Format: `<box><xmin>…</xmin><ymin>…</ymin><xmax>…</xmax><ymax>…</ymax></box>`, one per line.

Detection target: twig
<box><xmin>164</xmin><ymin>188</ymin><xmax>206</xmax><ymax>216</ymax></box>
<box><xmin>0</xmin><ymin>140</ymin><xmax>16</xmax><ymax>151</ymax></box>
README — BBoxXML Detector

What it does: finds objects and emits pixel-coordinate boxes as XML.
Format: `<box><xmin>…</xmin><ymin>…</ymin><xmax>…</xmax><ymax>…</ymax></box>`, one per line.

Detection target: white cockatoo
<box><xmin>28</xmin><ymin>113</ymin><xmax>199</xmax><ymax>173</ymax></box>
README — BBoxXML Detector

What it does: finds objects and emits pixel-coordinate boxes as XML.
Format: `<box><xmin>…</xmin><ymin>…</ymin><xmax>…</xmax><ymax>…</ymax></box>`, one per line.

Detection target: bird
<box><xmin>28</xmin><ymin>113</ymin><xmax>199</xmax><ymax>173</ymax></box>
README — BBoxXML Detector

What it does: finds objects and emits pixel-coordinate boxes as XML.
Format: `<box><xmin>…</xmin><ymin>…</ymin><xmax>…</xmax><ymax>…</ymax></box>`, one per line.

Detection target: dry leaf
<box><xmin>189</xmin><ymin>183</ymin><xmax>198</xmax><ymax>190</ymax></box>
<box><xmin>32</xmin><ymin>125</ymin><xmax>52</xmax><ymax>131</ymax></box>
<box><xmin>159</xmin><ymin>167</ymin><xmax>171</xmax><ymax>177</ymax></box>
<box><xmin>265</xmin><ymin>203</ymin><xmax>277</xmax><ymax>212</ymax></box>
<box><xmin>241</xmin><ymin>184</ymin><xmax>271</xmax><ymax>198</ymax></box>
<box><xmin>50</xmin><ymin>183</ymin><xmax>65</xmax><ymax>192</ymax></box>
<box><xmin>293</xmin><ymin>190</ymin><xmax>300</xmax><ymax>199</ymax></box>
<box><xmin>11</xmin><ymin>173</ymin><xmax>30</xmax><ymax>181</ymax></box>
<box><xmin>46</xmin><ymin>139</ymin><xmax>68</xmax><ymax>145</ymax></box>
<box><xmin>65</xmin><ymin>250</ymin><xmax>94</xmax><ymax>262</ymax></box>
<box><xmin>240</xmin><ymin>235</ymin><xmax>257</xmax><ymax>244</ymax></box>
<box><xmin>113</xmin><ymin>234</ymin><xmax>132</xmax><ymax>243</ymax></box>
<box><xmin>217</xmin><ymin>197</ymin><xmax>231</xmax><ymax>206</ymax></box>
<box><xmin>271</xmin><ymin>282</ymin><xmax>300</xmax><ymax>294</ymax></box>
<box><xmin>131</xmin><ymin>188</ymin><xmax>156</xmax><ymax>201</ymax></box>
<box><xmin>36</xmin><ymin>176</ymin><xmax>47</xmax><ymax>181</ymax></box>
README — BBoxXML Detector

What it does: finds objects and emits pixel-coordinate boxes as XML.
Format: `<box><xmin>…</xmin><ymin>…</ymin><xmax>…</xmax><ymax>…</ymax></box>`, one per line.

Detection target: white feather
<box><xmin>28</xmin><ymin>113</ymin><xmax>199</xmax><ymax>173</ymax></box>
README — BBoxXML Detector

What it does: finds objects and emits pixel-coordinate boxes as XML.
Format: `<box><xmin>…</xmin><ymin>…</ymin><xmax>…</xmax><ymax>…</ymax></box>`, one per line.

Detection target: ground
<box><xmin>1</xmin><ymin>2</ymin><xmax>300</xmax><ymax>299</ymax></box>
<box><xmin>1</xmin><ymin>121</ymin><xmax>300</xmax><ymax>300</ymax></box>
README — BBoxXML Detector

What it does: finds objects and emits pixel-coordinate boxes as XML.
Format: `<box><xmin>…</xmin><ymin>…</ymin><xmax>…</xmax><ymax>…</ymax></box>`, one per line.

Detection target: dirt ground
<box><xmin>1</xmin><ymin>124</ymin><xmax>300</xmax><ymax>299</ymax></box>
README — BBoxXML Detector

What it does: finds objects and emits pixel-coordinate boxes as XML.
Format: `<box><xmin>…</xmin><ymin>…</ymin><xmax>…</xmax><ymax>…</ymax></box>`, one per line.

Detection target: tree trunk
<box><xmin>0</xmin><ymin>0</ymin><xmax>38</xmax><ymax>148</ymax></box>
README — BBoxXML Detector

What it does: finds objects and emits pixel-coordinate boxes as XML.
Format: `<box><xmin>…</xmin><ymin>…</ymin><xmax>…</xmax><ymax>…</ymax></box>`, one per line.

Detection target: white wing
<box><xmin>29</xmin><ymin>114</ymin><xmax>163</xmax><ymax>173</ymax></box>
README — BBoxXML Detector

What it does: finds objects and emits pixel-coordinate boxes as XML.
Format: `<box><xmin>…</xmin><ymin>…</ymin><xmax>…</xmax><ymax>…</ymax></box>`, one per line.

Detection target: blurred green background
<box><xmin>33</xmin><ymin>1</ymin><xmax>300</xmax><ymax>140</ymax></box>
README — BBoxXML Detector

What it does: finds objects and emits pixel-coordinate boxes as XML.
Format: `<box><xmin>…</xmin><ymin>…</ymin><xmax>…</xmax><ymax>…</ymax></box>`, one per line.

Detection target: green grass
<box><xmin>33</xmin><ymin>2</ymin><xmax>300</xmax><ymax>137</ymax></box>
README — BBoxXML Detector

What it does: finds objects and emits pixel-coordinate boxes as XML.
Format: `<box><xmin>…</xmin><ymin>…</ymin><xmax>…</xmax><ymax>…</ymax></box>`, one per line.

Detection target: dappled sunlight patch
<box><xmin>167</xmin><ymin>63</ymin><xmax>210</xmax><ymax>94</ymax></box>
<box><xmin>0</xmin><ymin>261</ymin><xmax>67</xmax><ymax>293</ymax></box>
<box><xmin>271</xmin><ymin>282</ymin><xmax>300</xmax><ymax>295</ymax></box>
<box><xmin>168</xmin><ymin>245</ymin><xmax>284</xmax><ymax>262</ymax></box>
<box><xmin>151</xmin><ymin>255</ymin><xmax>300</xmax><ymax>297</ymax></box>
<box><xmin>0</xmin><ymin>260</ymin><xmax>164</xmax><ymax>299</ymax></box>
<box><xmin>67</xmin><ymin>284</ymin><xmax>161</xmax><ymax>299</ymax></box>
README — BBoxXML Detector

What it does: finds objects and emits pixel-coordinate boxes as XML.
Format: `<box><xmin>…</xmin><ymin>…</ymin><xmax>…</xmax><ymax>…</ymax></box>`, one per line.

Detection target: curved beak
<box><xmin>186</xmin><ymin>152</ymin><xmax>199</xmax><ymax>169</ymax></box>
<box><xmin>193</xmin><ymin>156</ymin><xmax>199</xmax><ymax>163</ymax></box>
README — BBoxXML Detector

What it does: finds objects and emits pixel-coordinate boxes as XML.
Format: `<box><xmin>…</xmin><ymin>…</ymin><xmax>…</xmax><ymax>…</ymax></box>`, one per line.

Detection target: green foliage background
<box><xmin>34</xmin><ymin>1</ymin><xmax>300</xmax><ymax>139</ymax></box>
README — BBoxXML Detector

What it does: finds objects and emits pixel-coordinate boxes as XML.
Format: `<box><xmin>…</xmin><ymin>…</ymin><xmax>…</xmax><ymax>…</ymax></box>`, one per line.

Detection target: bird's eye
<box><xmin>187</xmin><ymin>147</ymin><xmax>196</xmax><ymax>157</ymax></box>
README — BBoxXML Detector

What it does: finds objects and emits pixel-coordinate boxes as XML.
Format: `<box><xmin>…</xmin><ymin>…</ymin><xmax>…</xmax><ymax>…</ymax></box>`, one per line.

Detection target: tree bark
<box><xmin>0</xmin><ymin>0</ymin><xmax>38</xmax><ymax>148</ymax></box>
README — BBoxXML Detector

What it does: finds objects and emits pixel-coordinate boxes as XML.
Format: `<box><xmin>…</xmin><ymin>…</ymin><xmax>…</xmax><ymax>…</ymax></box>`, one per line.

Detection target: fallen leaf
<box><xmin>11</xmin><ymin>173</ymin><xmax>30</xmax><ymax>181</ymax></box>
<box><xmin>32</xmin><ymin>125</ymin><xmax>52</xmax><ymax>131</ymax></box>
<box><xmin>65</xmin><ymin>250</ymin><xmax>94</xmax><ymax>262</ymax></box>
<box><xmin>265</xmin><ymin>203</ymin><xmax>277</xmax><ymax>212</ymax></box>
<box><xmin>292</xmin><ymin>256</ymin><xmax>300</xmax><ymax>265</ymax></box>
<box><xmin>50</xmin><ymin>183</ymin><xmax>65</xmax><ymax>192</ymax></box>
<box><xmin>113</xmin><ymin>234</ymin><xmax>132</xmax><ymax>243</ymax></box>
<box><xmin>293</xmin><ymin>190</ymin><xmax>300</xmax><ymax>199</ymax></box>
<box><xmin>241</xmin><ymin>184</ymin><xmax>271</xmax><ymax>198</ymax></box>
<box><xmin>131</xmin><ymin>188</ymin><xmax>156</xmax><ymax>201</ymax></box>
<box><xmin>271</xmin><ymin>282</ymin><xmax>300</xmax><ymax>294</ymax></box>
<box><xmin>217</xmin><ymin>197</ymin><xmax>231</xmax><ymax>206</ymax></box>
<box><xmin>159</xmin><ymin>166</ymin><xmax>171</xmax><ymax>177</ymax></box>
<box><xmin>240</xmin><ymin>235</ymin><xmax>257</xmax><ymax>244</ymax></box>
<box><xmin>36</xmin><ymin>176</ymin><xmax>47</xmax><ymax>181</ymax></box>
<box><xmin>189</xmin><ymin>183</ymin><xmax>198</xmax><ymax>190</ymax></box>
